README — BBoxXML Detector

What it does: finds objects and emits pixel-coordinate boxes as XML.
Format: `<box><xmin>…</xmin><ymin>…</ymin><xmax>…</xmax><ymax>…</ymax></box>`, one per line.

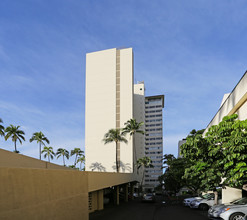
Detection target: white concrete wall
<box><xmin>134</xmin><ymin>83</ymin><xmax>145</xmax><ymax>160</ymax></box>
<box><xmin>85</xmin><ymin>48</ymin><xmax>133</xmax><ymax>173</ymax></box>
<box><xmin>134</xmin><ymin>83</ymin><xmax>145</xmax><ymax>181</ymax></box>
<box><xmin>85</xmin><ymin>48</ymin><xmax>117</xmax><ymax>172</ymax></box>
<box><xmin>222</xmin><ymin>187</ymin><xmax>242</xmax><ymax>203</ymax></box>
<box><xmin>204</xmin><ymin>72</ymin><xmax>247</xmax><ymax>134</ymax></box>
<box><xmin>119</xmin><ymin>48</ymin><xmax>134</xmax><ymax>173</ymax></box>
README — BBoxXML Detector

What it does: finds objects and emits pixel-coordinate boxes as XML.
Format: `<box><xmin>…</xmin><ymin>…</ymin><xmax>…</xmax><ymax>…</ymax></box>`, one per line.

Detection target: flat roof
<box><xmin>86</xmin><ymin>47</ymin><xmax>132</xmax><ymax>55</ymax></box>
<box><xmin>145</xmin><ymin>95</ymin><xmax>165</xmax><ymax>108</ymax></box>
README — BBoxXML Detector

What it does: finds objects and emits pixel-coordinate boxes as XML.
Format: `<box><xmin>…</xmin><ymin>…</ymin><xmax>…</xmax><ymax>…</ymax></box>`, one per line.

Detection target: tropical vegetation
<box><xmin>77</xmin><ymin>155</ymin><xmax>85</xmax><ymax>171</ymax></box>
<box><xmin>0</xmin><ymin>118</ymin><xmax>4</xmax><ymax>138</ymax></box>
<box><xmin>103</xmin><ymin>128</ymin><xmax>128</xmax><ymax>172</ymax></box>
<box><xmin>71</xmin><ymin>148</ymin><xmax>84</xmax><ymax>166</ymax></box>
<box><xmin>0</xmin><ymin>118</ymin><xmax>85</xmax><ymax>170</ymax></box>
<box><xmin>136</xmin><ymin>156</ymin><xmax>153</xmax><ymax>190</ymax></box>
<box><xmin>5</xmin><ymin>125</ymin><xmax>25</xmax><ymax>153</ymax></box>
<box><xmin>41</xmin><ymin>146</ymin><xmax>55</xmax><ymax>162</ymax></box>
<box><xmin>56</xmin><ymin>148</ymin><xmax>70</xmax><ymax>166</ymax></box>
<box><xmin>122</xmin><ymin>118</ymin><xmax>144</xmax><ymax>171</ymax></box>
<box><xmin>179</xmin><ymin>114</ymin><xmax>247</xmax><ymax>204</ymax></box>
<box><xmin>30</xmin><ymin>131</ymin><xmax>50</xmax><ymax>160</ymax></box>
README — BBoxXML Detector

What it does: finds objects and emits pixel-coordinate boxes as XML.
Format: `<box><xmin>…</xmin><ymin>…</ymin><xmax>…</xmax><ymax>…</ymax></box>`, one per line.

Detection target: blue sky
<box><xmin>0</xmin><ymin>0</ymin><xmax>246</xmax><ymax>165</ymax></box>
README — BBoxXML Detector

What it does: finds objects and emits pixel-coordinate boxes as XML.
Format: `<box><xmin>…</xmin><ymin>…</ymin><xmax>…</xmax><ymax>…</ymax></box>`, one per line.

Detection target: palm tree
<box><xmin>103</xmin><ymin>128</ymin><xmax>128</xmax><ymax>173</ymax></box>
<box><xmin>41</xmin><ymin>146</ymin><xmax>55</xmax><ymax>162</ymax></box>
<box><xmin>137</xmin><ymin>156</ymin><xmax>153</xmax><ymax>190</ymax></box>
<box><xmin>123</xmin><ymin>118</ymin><xmax>144</xmax><ymax>136</ymax></box>
<box><xmin>56</xmin><ymin>148</ymin><xmax>69</xmax><ymax>166</ymax></box>
<box><xmin>77</xmin><ymin>155</ymin><xmax>85</xmax><ymax>171</ymax></box>
<box><xmin>71</xmin><ymin>148</ymin><xmax>84</xmax><ymax>166</ymax></box>
<box><xmin>30</xmin><ymin>131</ymin><xmax>49</xmax><ymax>160</ymax></box>
<box><xmin>5</xmin><ymin>125</ymin><xmax>25</xmax><ymax>153</ymax></box>
<box><xmin>122</xmin><ymin>118</ymin><xmax>144</xmax><ymax>172</ymax></box>
<box><xmin>0</xmin><ymin>118</ymin><xmax>4</xmax><ymax>138</ymax></box>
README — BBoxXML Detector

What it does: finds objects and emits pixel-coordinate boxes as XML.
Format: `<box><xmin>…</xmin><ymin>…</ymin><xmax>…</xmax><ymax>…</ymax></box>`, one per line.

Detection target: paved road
<box><xmin>90</xmin><ymin>196</ymin><xmax>209</xmax><ymax>220</ymax></box>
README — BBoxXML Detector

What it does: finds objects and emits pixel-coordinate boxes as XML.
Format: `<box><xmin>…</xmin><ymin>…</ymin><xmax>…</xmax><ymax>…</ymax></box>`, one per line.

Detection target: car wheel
<box><xmin>229</xmin><ymin>213</ymin><xmax>245</xmax><ymax>220</ymax></box>
<box><xmin>199</xmin><ymin>204</ymin><xmax>208</xmax><ymax>211</ymax></box>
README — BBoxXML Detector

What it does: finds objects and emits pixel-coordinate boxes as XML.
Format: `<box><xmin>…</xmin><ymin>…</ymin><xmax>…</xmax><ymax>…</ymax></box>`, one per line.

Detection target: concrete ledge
<box><xmin>87</xmin><ymin>171</ymin><xmax>137</xmax><ymax>192</ymax></box>
<box><xmin>0</xmin><ymin>148</ymin><xmax>69</xmax><ymax>170</ymax></box>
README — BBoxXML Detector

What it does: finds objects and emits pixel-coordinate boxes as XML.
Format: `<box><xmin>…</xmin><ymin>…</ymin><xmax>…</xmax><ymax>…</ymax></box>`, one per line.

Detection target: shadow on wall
<box><xmin>112</xmin><ymin>161</ymin><xmax>131</xmax><ymax>173</ymax></box>
<box><xmin>89</xmin><ymin>162</ymin><xmax>106</xmax><ymax>172</ymax></box>
<box><xmin>89</xmin><ymin>161</ymin><xmax>131</xmax><ymax>172</ymax></box>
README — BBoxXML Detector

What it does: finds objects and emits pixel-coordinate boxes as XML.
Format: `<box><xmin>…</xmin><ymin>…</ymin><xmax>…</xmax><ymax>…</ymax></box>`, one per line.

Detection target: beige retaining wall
<box><xmin>0</xmin><ymin>149</ymin><xmax>137</xmax><ymax>219</ymax></box>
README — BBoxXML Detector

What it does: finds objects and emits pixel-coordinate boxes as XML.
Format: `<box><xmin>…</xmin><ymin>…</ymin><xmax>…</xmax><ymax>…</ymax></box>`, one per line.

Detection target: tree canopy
<box><xmin>30</xmin><ymin>131</ymin><xmax>49</xmax><ymax>160</ymax></box>
<box><xmin>159</xmin><ymin>154</ymin><xmax>188</xmax><ymax>194</ymax></box>
<box><xmin>122</xmin><ymin>118</ymin><xmax>144</xmax><ymax>172</ymax></box>
<box><xmin>41</xmin><ymin>146</ymin><xmax>55</xmax><ymax>162</ymax></box>
<box><xmin>136</xmin><ymin>156</ymin><xmax>153</xmax><ymax>190</ymax></box>
<box><xmin>0</xmin><ymin>118</ymin><xmax>4</xmax><ymax>137</ymax></box>
<box><xmin>5</xmin><ymin>125</ymin><xmax>25</xmax><ymax>153</ymax></box>
<box><xmin>103</xmin><ymin>128</ymin><xmax>127</xmax><ymax>172</ymax></box>
<box><xmin>71</xmin><ymin>148</ymin><xmax>84</xmax><ymax>167</ymax></box>
<box><xmin>181</xmin><ymin>114</ymin><xmax>247</xmax><ymax>194</ymax></box>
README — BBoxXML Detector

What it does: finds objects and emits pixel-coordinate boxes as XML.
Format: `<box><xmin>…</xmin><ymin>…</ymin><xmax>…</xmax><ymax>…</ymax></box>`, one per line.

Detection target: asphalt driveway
<box><xmin>90</xmin><ymin>196</ymin><xmax>209</xmax><ymax>220</ymax></box>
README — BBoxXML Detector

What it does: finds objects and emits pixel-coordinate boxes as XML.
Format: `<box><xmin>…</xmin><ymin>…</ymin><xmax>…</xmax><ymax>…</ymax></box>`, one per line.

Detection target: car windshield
<box><xmin>231</xmin><ymin>197</ymin><xmax>247</xmax><ymax>205</ymax></box>
<box><xmin>201</xmin><ymin>194</ymin><xmax>214</xmax><ymax>199</ymax></box>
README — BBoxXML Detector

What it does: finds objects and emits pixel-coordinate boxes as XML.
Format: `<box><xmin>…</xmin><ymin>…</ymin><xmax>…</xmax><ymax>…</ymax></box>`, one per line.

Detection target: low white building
<box><xmin>203</xmin><ymin>71</ymin><xmax>247</xmax><ymax>203</ymax></box>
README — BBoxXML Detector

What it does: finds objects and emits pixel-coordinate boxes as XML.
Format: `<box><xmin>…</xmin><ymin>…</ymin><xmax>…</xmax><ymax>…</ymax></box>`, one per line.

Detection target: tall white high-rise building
<box><xmin>85</xmin><ymin>48</ymin><xmax>164</xmax><ymax>191</ymax></box>
<box><xmin>144</xmin><ymin>95</ymin><xmax>164</xmax><ymax>191</ymax></box>
<box><xmin>85</xmin><ymin>48</ymin><xmax>134</xmax><ymax>173</ymax></box>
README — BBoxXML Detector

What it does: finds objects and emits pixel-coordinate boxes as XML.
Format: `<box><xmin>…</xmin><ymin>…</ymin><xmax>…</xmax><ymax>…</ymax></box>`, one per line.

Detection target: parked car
<box><xmin>183</xmin><ymin>196</ymin><xmax>202</xmax><ymax>207</ymax></box>
<box><xmin>208</xmin><ymin>197</ymin><xmax>247</xmax><ymax>219</ymax></box>
<box><xmin>133</xmin><ymin>192</ymin><xmax>138</xmax><ymax>198</ymax></box>
<box><xmin>142</xmin><ymin>193</ymin><xmax>155</xmax><ymax>202</ymax></box>
<box><xmin>217</xmin><ymin>197</ymin><xmax>247</xmax><ymax>220</ymax></box>
<box><xmin>189</xmin><ymin>193</ymin><xmax>217</xmax><ymax>210</ymax></box>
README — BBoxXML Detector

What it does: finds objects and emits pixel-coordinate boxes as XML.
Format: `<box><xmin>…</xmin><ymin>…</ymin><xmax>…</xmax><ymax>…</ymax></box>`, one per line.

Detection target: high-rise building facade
<box><xmin>134</xmin><ymin>82</ymin><xmax>146</xmax><ymax>162</ymax></box>
<box><xmin>144</xmin><ymin>95</ymin><xmax>164</xmax><ymax>191</ymax></box>
<box><xmin>85</xmin><ymin>48</ymin><xmax>134</xmax><ymax>173</ymax></box>
<box><xmin>85</xmin><ymin>48</ymin><xmax>164</xmax><ymax>191</ymax></box>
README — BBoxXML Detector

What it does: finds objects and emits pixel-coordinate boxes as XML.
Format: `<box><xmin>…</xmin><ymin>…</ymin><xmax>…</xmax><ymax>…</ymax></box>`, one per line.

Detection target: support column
<box><xmin>123</xmin><ymin>184</ymin><xmax>128</xmax><ymax>202</ymax></box>
<box><xmin>97</xmin><ymin>190</ymin><xmax>104</xmax><ymax>210</ymax></box>
<box><xmin>114</xmin><ymin>186</ymin><xmax>120</xmax><ymax>205</ymax></box>
<box><xmin>129</xmin><ymin>183</ymin><xmax>135</xmax><ymax>200</ymax></box>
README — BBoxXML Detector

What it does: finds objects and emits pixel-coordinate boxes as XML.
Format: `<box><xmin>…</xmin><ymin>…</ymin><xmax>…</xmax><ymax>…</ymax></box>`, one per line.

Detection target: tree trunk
<box><xmin>141</xmin><ymin>169</ymin><xmax>145</xmax><ymax>191</ymax></box>
<box><xmin>48</xmin><ymin>154</ymin><xmax>50</xmax><ymax>162</ymax></box>
<box><xmin>14</xmin><ymin>140</ymin><xmax>17</xmax><ymax>152</ymax></box>
<box><xmin>74</xmin><ymin>155</ymin><xmax>77</xmax><ymax>166</ymax></box>
<box><xmin>39</xmin><ymin>142</ymin><xmax>41</xmax><ymax>160</ymax></box>
<box><xmin>116</xmin><ymin>142</ymin><xmax>119</xmax><ymax>172</ymax></box>
<box><xmin>63</xmin><ymin>155</ymin><xmax>65</xmax><ymax>166</ymax></box>
<box><xmin>133</xmin><ymin>135</ymin><xmax>137</xmax><ymax>173</ymax></box>
<box><xmin>214</xmin><ymin>191</ymin><xmax>218</xmax><ymax>205</ymax></box>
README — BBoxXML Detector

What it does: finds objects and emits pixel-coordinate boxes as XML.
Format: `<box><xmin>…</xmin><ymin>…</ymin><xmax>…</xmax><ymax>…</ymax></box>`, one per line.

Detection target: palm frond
<box><xmin>103</xmin><ymin>128</ymin><xmax>128</xmax><ymax>145</ymax></box>
<box><xmin>122</xmin><ymin>118</ymin><xmax>144</xmax><ymax>136</ymax></box>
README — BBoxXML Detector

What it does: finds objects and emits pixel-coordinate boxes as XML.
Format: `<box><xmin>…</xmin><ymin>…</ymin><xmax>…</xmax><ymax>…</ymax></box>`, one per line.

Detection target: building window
<box><xmin>146</xmin><ymin>133</ymin><xmax>162</xmax><ymax>137</ymax></box>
